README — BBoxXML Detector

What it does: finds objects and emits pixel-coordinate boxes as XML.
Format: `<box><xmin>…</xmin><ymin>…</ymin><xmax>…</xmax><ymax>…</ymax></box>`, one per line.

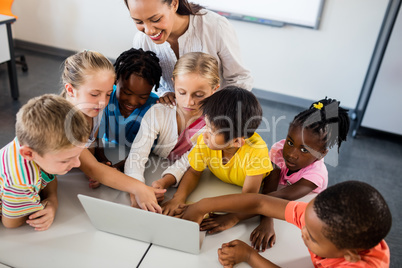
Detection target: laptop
<box><xmin>77</xmin><ymin>194</ymin><xmax>204</xmax><ymax>254</ymax></box>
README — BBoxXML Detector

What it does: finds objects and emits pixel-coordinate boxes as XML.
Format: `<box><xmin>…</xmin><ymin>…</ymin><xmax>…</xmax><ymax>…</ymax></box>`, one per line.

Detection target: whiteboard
<box><xmin>193</xmin><ymin>0</ymin><xmax>325</xmax><ymax>29</ymax></box>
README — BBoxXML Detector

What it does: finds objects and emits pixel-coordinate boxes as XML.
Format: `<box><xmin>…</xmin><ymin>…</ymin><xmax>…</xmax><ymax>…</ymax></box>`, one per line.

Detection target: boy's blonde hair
<box><xmin>172</xmin><ymin>52</ymin><xmax>220</xmax><ymax>89</ymax></box>
<box><xmin>16</xmin><ymin>94</ymin><xmax>91</xmax><ymax>156</ymax></box>
<box><xmin>61</xmin><ymin>50</ymin><xmax>115</xmax><ymax>96</ymax></box>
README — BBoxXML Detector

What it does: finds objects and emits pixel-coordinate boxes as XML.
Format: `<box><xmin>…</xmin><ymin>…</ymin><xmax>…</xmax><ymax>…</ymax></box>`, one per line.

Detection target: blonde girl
<box><xmin>124</xmin><ymin>52</ymin><xmax>220</xmax><ymax>208</ymax></box>
<box><xmin>62</xmin><ymin>50</ymin><xmax>114</xmax><ymax>147</ymax></box>
<box><xmin>62</xmin><ymin>50</ymin><xmax>164</xmax><ymax>212</ymax></box>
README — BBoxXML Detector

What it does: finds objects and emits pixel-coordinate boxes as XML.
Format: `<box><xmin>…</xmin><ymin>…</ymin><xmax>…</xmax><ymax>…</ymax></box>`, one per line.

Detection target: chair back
<box><xmin>0</xmin><ymin>0</ymin><xmax>17</xmax><ymax>19</ymax></box>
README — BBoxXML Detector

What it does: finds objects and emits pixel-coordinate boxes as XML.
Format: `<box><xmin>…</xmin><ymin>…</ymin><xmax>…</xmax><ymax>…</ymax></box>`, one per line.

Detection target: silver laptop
<box><xmin>78</xmin><ymin>194</ymin><xmax>203</xmax><ymax>254</ymax></box>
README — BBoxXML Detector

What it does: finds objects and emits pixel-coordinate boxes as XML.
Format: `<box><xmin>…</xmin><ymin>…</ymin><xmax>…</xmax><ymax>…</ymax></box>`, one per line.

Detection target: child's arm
<box><xmin>199</xmin><ymin>174</ymin><xmax>264</xmax><ymax>232</ymax></box>
<box><xmin>79</xmin><ymin>149</ymin><xmax>165</xmax><ymax>212</ymax></box>
<box><xmin>152</xmin><ymin>174</ymin><xmax>175</xmax><ymax>203</ymax></box>
<box><xmin>181</xmin><ymin>193</ymin><xmax>288</xmax><ymax>225</ymax></box>
<box><xmin>242</xmin><ymin>174</ymin><xmax>265</xmax><ymax>193</ymax></box>
<box><xmin>93</xmin><ymin>125</ymin><xmax>124</xmax><ymax>172</ymax></box>
<box><xmin>2</xmin><ymin>178</ymin><xmax>59</xmax><ymax>230</ymax></box>
<box><xmin>88</xmin><ymin>137</ymin><xmax>112</xmax><ymax>189</ymax></box>
<box><xmin>94</xmin><ymin>136</ymin><xmax>111</xmax><ymax>165</ymax></box>
<box><xmin>201</xmin><ymin>171</ymin><xmax>278</xmax><ymax>234</ymax></box>
<box><xmin>162</xmin><ymin>167</ymin><xmax>203</xmax><ymax>216</ymax></box>
<box><xmin>1</xmin><ymin>213</ymin><xmax>28</xmax><ymax>229</ymax></box>
<box><xmin>152</xmin><ymin>150</ymin><xmax>192</xmax><ymax>203</ymax></box>
<box><xmin>124</xmin><ymin>106</ymin><xmax>163</xmax><ymax>184</ymax></box>
<box><xmin>218</xmin><ymin>240</ymin><xmax>280</xmax><ymax>268</ymax></box>
<box><xmin>155</xmin><ymin>150</ymin><xmax>192</xmax><ymax>189</ymax></box>
<box><xmin>269</xmin><ymin>178</ymin><xmax>318</xmax><ymax>201</ymax></box>
<box><xmin>249</xmin><ymin>166</ymin><xmax>285</xmax><ymax>252</ymax></box>
<box><xmin>261</xmin><ymin>165</ymin><xmax>281</xmax><ymax>194</ymax></box>
<box><xmin>26</xmin><ymin>178</ymin><xmax>59</xmax><ymax>231</ymax></box>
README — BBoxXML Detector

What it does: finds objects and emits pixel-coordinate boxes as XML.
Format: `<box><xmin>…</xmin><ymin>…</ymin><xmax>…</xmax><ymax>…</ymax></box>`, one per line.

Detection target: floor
<box><xmin>1</xmin><ymin>48</ymin><xmax>401</xmax><ymax>267</ymax></box>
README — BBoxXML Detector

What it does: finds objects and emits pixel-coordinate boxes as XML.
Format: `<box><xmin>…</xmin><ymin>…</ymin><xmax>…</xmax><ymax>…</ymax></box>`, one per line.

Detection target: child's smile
<box><xmin>116</xmin><ymin>74</ymin><xmax>153</xmax><ymax>118</ymax></box>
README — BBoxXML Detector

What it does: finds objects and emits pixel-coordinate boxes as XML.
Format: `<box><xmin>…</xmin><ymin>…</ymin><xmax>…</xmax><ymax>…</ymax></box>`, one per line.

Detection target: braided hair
<box><xmin>114</xmin><ymin>48</ymin><xmax>162</xmax><ymax>91</ymax></box>
<box><xmin>291</xmin><ymin>98</ymin><xmax>350</xmax><ymax>152</ymax></box>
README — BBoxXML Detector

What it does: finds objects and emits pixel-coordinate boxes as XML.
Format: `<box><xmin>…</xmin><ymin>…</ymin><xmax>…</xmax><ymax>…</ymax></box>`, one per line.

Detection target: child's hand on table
<box><xmin>156</xmin><ymin>92</ymin><xmax>176</xmax><ymax>107</ymax></box>
<box><xmin>151</xmin><ymin>174</ymin><xmax>177</xmax><ymax>203</ymax></box>
<box><xmin>26</xmin><ymin>200</ymin><xmax>57</xmax><ymax>231</ymax></box>
<box><xmin>132</xmin><ymin>184</ymin><xmax>165</xmax><ymax>213</ymax></box>
<box><xmin>151</xmin><ymin>180</ymin><xmax>166</xmax><ymax>202</ymax></box>
<box><xmin>161</xmin><ymin>197</ymin><xmax>185</xmax><ymax>216</ymax></box>
<box><xmin>129</xmin><ymin>193</ymin><xmax>140</xmax><ymax>208</ymax></box>
<box><xmin>250</xmin><ymin>216</ymin><xmax>276</xmax><ymax>252</ymax></box>
<box><xmin>200</xmin><ymin>213</ymin><xmax>240</xmax><ymax>234</ymax></box>
<box><xmin>218</xmin><ymin>240</ymin><xmax>253</xmax><ymax>267</ymax></box>
<box><xmin>176</xmin><ymin>203</ymin><xmax>205</xmax><ymax>225</ymax></box>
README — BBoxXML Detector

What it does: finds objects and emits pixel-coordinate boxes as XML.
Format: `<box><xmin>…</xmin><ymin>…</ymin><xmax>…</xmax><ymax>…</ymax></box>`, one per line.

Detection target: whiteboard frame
<box><xmin>192</xmin><ymin>0</ymin><xmax>325</xmax><ymax>29</ymax></box>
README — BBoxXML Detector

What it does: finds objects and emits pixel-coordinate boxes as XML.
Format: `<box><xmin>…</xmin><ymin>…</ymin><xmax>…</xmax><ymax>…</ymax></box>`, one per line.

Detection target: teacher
<box><xmin>124</xmin><ymin>0</ymin><xmax>253</xmax><ymax>104</ymax></box>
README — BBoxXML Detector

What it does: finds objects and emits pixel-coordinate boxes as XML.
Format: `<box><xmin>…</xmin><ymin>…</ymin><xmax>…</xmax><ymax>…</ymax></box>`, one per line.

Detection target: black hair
<box><xmin>124</xmin><ymin>0</ymin><xmax>204</xmax><ymax>15</ymax></box>
<box><xmin>114</xmin><ymin>48</ymin><xmax>162</xmax><ymax>91</ymax></box>
<box><xmin>175</xmin><ymin>0</ymin><xmax>204</xmax><ymax>15</ymax></box>
<box><xmin>201</xmin><ymin>86</ymin><xmax>262</xmax><ymax>142</ymax></box>
<box><xmin>291</xmin><ymin>97</ymin><xmax>350</xmax><ymax>152</ymax></box>
<box><xmin>314</xmin><ymin>181</ymin><xmax>392</xmax><ymax>250</ymax></box>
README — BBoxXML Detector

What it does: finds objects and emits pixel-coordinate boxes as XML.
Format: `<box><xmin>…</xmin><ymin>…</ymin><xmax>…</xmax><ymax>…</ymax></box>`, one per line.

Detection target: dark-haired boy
<box><xmin>180</xmin><ymin>181</ymin><xmax>391</xmax><ymax>267</ymax></box>
<box><xmin>162</xmin><ymin>86</ymin><xmax>273</xmax><ymax>215</ymax></box>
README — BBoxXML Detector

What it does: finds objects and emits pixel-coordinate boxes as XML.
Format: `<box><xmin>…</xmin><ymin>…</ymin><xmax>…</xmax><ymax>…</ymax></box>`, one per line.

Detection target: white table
<box><xmin>143</xmin><ymin>164</ymin><xmax>314</xmax><ymax>268</ymax></box>
<box><xmin>139</xmin><ymin>152</ymin><xmax>314</xmax><ymax>267</ymax></box>
<box><xmin>0</xmin><ymin>14</ymin><xmax>19</xmax><ymax>100</ymax></box>
<box><xmin>0</xmin><ymin>150</ymin><xmax>314</xmax><ymax>267</ymax></box>
<box><xmin>0</xmin><ymin>168</ymin><xmax>150</xmax><ymax>268</ymax></box>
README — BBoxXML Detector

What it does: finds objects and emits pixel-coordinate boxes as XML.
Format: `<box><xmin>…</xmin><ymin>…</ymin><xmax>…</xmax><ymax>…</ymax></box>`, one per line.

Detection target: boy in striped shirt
<box><xmin>0</xmin><ymin>94</ymin><xmax>90</xmax><ymax>230</ymax></box>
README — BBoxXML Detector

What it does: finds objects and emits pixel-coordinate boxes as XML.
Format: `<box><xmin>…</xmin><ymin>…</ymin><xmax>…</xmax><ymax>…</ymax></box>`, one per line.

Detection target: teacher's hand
<box><xmin>157</xmin><ymin>92</ymin><xmax>176</xmax><ymax>106</ymax></box>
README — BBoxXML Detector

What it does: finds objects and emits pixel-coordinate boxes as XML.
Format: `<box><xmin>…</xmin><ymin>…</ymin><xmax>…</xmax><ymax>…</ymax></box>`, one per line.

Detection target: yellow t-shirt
<box><xmin>188</xmin><ymin>133</ymin><xmax>273</xmax><ymax>187</ymax></box>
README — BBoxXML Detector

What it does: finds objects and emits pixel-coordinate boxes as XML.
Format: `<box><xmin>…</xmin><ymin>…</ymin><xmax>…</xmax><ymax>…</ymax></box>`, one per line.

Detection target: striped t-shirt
<box><xmin>0</xmin><ymin>138</ymin><xmax>55</xmax><ymax>218</ymax></box>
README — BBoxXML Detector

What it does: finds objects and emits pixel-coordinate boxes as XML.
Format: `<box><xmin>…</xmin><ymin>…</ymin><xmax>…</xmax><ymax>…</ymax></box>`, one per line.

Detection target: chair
<box><xmin>0</xmin><ymin>0</ymin><xmax>28</xmax><ymax>72</ymax></box>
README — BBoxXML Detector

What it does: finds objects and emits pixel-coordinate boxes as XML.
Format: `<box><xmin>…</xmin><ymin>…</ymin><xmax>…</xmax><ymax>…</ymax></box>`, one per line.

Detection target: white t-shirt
<box><xmin>124</xmin><ymin>104</ymin><xmax>202</xmax><ymax>186</ymax></box>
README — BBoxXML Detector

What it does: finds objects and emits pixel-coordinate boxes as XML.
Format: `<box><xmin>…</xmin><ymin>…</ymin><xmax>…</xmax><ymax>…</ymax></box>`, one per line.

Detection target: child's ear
<box><xmin>212</xmin><ymin>84</ymin><xmax>220</xmax><ymax>93</ymax></box>
<box><xmin>65</xmin><ymin>83</ymin><xmax>75</xmax><ymax>98</ymax></box>
<box><xmin>232</xmin><ymin>137</ymin><xmax>245</xmax><ymax>148</ymax></box>
<box><xmin>19</xmin><ymin>146</ymin><xmax>35</xmax><ymax>161</ymax></box>
<box><xmin>343</xmin><ymin>249</ymin><xmax>361</xmax><ymax>263</ymax></box>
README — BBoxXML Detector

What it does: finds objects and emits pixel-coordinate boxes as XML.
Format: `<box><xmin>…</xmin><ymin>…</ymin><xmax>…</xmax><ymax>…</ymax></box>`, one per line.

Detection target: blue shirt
<box><xmin>99</xmin><ymin>85</ymin><xmax>158</xmax><ymax>147</ymax></box>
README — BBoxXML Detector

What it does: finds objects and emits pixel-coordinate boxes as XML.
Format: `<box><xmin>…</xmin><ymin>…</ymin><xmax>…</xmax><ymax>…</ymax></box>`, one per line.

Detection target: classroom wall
<box><xmin>10</xmin><ymin>0</ymin><xmax>388</xmax><ymax>108</ymax></box>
